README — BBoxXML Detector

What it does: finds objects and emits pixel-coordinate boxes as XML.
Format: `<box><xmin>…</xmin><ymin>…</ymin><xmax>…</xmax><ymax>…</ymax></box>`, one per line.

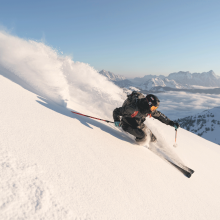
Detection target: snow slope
<box><xmin>1</xmin><ymin>32</ymin><xmax>220</xmax><ymax>220</ymax></box>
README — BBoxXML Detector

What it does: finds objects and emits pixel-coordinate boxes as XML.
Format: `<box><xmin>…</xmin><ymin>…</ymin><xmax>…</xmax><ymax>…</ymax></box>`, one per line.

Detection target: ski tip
<box><xmin>185</xmin><ymin>173</ymin><xmax>192</xmax><ymax>178</ymax></box>
<box><xmin>185</xmin><ymin>170</ymin><xmax>195</xmax><ymax>178</ymax></box>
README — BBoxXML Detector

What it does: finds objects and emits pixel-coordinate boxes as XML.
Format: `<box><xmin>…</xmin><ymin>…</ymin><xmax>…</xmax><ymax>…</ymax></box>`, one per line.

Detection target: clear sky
<box><xmin>1</xmin><ymin>0</ymin><xmax>220</xmax><ymax>77</ymax></box>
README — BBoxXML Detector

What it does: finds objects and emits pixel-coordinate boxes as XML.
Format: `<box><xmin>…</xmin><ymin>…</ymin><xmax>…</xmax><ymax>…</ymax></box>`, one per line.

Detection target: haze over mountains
<box><xmin>99</xmin><ymin>70</ymin><xmax>220</xmax><ymax>91</ymax></box>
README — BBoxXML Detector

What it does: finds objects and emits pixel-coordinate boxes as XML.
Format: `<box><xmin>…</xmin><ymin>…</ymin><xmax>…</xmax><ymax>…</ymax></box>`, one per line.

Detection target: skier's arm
<box><xmin>113</xmin><ymin>107</ymin><xmax>122</xmax><ymax>121</ymax></box>
<box><xmin>151</xmin><ymin>110</ymin><xmax>172</xmax><ymax>125</ymax></box>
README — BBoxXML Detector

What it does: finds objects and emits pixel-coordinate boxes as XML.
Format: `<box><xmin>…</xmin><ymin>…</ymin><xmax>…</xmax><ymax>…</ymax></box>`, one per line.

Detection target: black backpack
<box><xmin>122</xmin><ymin>91</ymin><xmax>145</xmax><ymax>108</ymax></box>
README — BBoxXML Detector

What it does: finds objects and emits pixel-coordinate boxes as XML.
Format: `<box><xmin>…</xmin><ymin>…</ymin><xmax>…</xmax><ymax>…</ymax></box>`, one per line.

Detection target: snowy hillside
<box><xmin>176</xmin><ymin>107</ymin><xmax>220</xmax><ymax>145</ymax></box>
<box><xmin>1</xmin><ymin>31</ymin><xmax>220</xmax><ymax>220</ymax></box>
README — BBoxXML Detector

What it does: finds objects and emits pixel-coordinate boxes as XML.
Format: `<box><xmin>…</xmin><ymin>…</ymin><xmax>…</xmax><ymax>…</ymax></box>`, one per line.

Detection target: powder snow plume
<box><xmin>0</xmin><ymin>31</ymin><xmax>124</xmax><ymax>119</ymax></box>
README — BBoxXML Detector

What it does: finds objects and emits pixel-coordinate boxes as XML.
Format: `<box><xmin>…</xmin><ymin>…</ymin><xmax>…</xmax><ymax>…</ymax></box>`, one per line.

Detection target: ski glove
<box><xmin>174</xmin><ymin>122</ymin><xmax>180</xmax><ymax>130</ymax></box>
<box><xmin>114</xmin><ymin>121</ymin><xmax>121</xmax><ymax>127</ymax></box>
<box><xmin>169</xmin><ymin>121</ymin><xmax>180</xmax><ymax>129</ymax></box>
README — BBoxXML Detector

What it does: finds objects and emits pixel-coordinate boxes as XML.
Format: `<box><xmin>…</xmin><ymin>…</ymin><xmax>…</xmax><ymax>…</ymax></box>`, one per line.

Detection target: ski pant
<box><xmin>122</xmin><ymin>123</ymin><xmax>146</xmax><ymax>139</ymax></box>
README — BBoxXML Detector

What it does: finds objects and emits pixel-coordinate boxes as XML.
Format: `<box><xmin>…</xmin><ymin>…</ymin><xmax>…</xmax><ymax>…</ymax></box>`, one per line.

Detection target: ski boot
<box><xmin>135</xmin><ymin>137</ymin><xmax>147</xmax><ymax>145</ymax></box>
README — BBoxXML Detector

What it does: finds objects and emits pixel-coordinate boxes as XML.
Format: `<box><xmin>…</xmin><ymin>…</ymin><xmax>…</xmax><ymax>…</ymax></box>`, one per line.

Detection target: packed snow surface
<box><xmin>1</xmin><ymin>32</ymin><xmax>220</xmax><ymax>220</ymax></box>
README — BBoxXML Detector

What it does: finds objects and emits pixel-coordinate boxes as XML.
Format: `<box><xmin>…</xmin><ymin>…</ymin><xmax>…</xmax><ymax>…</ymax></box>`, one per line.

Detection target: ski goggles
<box><xmin>150</xmin><ymin>106</ymin><xmax>158</xmax><ymax>112</ymax></box>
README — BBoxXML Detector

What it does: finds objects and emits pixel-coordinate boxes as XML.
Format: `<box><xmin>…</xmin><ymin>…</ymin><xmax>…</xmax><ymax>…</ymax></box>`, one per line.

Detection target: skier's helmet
<box><xmin>146</xmin><ymin>94</ymin><xmax>160</xmax><ymax>111</ymax></box>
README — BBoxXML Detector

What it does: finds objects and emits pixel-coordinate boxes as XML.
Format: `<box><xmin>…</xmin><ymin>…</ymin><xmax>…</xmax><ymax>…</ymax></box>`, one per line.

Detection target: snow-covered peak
<box><xmin>137</xmin><ymin>77</ymin><xmax>190</xmax><ymax>90</ymax></box>
<box><xmin>141</xmin><ymin>77</ymin><xmax>166</xmax><ymax>90</ymax></box>
<box><xmin>99</xmin><ymin>69</ymin><xmax>126</xmax><ymax>81</ymax></box>
<box><xmin>168</xmin><ymin>71</ymin><xmax>192</xmax><ymax>80</ymax></box>
<box><xmin>168</xmin><ymin>70</ymin><xmax>220</xmax><ymax>87</ymax></box>
<box><xmin>130</xmin><ymin>74</ymin><xmax>165</xmax><ymax>85</ymax></box>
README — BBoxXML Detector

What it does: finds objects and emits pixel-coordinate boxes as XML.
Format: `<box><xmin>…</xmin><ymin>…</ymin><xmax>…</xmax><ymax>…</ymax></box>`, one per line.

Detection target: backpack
<box><xmin>122</xmin><ymin>91</ymin><xmax>145</xmax><ymax>108</ymax></box>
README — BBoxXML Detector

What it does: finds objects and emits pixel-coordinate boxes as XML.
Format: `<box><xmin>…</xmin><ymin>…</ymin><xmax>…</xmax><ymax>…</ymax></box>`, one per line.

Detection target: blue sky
<box><xmin>1</xmin><ymin>0</ymin><xmax>220</xmax><ymax>77</ymax></box>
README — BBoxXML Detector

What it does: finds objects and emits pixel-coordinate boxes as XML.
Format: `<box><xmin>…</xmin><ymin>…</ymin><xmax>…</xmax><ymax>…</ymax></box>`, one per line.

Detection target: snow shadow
<box><xmin>36</xmin><ymin>97</ymin><xmax>132</xmax><ymax>143</ymax></box>
<box><xmin>0</xmin><ymin>67</ymin><xmax>40</xmax><ymax>96</ymax></box>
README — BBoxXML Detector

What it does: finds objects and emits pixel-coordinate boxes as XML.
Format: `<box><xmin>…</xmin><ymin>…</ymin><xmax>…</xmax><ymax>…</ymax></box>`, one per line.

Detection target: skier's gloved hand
<box><xmin>169</xmin><ymin>121</ymin><xmax>180</xmax><ymax>129</ymax></box>
<box><xmin>114</xmin><ymin>121</ymin><xmax>121</xmax><ymax>127</ymax></box>
<box><xmin>173</xmin><ymin>122</ymin><xmax>180</xmax><ymax>130</ymax></box>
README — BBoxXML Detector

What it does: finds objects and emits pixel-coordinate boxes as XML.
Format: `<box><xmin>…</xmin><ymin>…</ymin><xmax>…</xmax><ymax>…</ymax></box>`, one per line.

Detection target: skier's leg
<box><xmin>122</xmin><ymin>123</ymin><xmax>146</xmax><ymax>140</ymax></box>
<box><xmin>142</xmin><ymin>124</ymin><xmax>157</xmax><ymax>142</ymax></box>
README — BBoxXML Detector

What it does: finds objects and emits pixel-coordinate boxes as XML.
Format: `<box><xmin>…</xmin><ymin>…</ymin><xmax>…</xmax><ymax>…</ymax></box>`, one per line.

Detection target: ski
<box><xmin>108</xmin><ymin>127</ymin><xmax>195</xmax><ymax>178</ymax></box>
<box><xmin>166</xmin><ymin>160</ymin><xmax>194</xmax><ymax>178</ymax></box>
<box><xmin>181</xmin><ymin>165</ymin><xmax>194</xmax><ymax>175</ymax></box>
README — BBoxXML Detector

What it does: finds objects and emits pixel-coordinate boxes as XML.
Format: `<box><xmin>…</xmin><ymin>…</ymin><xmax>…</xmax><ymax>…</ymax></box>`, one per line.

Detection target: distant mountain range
<box><xmin>99</xmin><ymin>70</ymin><xmax>220</xmax><ymax>92</ymax></box>
<box><xmin>176</xmin><ymin>107</ymin><xmax>220</xmax><ymax>145</ymax></box>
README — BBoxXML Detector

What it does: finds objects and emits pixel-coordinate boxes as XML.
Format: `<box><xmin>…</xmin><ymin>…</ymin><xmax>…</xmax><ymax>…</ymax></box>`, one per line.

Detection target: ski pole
<box><xmin>173</xmin><ymin>129</ymin><xmax>178</xmax><ymax>147</ymax></box>
<box><xmin>175</xmin><ymin>129</ymin><xmax>177</xmax><ymax>143</ymax></box>
<box><xmin>71</xmin><ymin>111</ymin><xmax>114</xmax><ymax>123</ymax></box>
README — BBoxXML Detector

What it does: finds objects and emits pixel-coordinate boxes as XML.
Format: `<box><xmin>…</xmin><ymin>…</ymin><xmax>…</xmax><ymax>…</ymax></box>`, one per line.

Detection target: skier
<box><xmin>113</xmin><ymin>92</ymin><xmax>180</xmax><ymax>143</ymax></box>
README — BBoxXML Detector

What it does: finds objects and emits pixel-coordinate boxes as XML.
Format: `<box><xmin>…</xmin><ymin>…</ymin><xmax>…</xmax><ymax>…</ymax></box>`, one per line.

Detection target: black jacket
<box><xmin>113</xmin><ymin>99</ymin><xmax>172</xmax><ymax>128</ymax></box>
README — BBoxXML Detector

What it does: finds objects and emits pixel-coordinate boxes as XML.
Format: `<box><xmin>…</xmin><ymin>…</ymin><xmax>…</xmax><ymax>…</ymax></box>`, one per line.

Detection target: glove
<box><xmin>169</xmin><ymin>121</ymin><xmax>180</xmax><ymax>129</ymax></box>
<box><xmin>174</xmin><ymin>122</ymin><xmax>180</xmax><ymax>130</ymax></box>
<box><xmin>174</xmin><ymin>122</ymin><xmax>180</xmax><ymax>129</ymax></box>
<box><xmin>114</xmin><ymin>121</ymin><xmax>121</xmax><ymax>127</ymax></box>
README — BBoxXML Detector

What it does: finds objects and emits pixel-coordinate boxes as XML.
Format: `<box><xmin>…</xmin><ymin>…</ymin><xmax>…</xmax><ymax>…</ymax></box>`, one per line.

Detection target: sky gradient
<box><xmin>1</xmin><ymin>0</ymin><xmax>220</xmax><ymax>77</ymax></box>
